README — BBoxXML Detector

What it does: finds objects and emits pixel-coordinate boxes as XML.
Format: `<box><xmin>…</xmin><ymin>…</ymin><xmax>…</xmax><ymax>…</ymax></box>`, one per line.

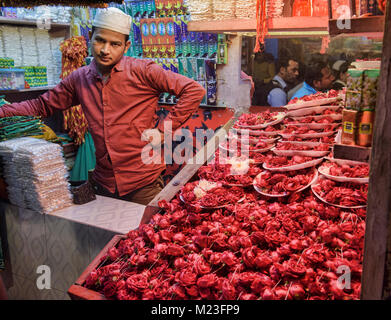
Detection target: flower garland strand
<box><xmin>254</xmin><ymin>0</ymin><xmax>268</xmax><ymax>53</ymax></box>
<box><xmin>60</xmin><ymin>36</ymin><xmax>89</xmax><ymax>145</ymax></box>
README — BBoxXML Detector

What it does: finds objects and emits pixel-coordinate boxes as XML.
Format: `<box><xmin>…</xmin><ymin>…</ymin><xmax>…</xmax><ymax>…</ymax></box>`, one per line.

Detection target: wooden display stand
<box><xmin>333</xmin><ymin>143</ymin><xmax>371</xmax><ymax>163</ymax></box>
<box><xmin>67</xmin><ymin>235</ymin><xmax>125</xmax><ymax>300</ymax></box>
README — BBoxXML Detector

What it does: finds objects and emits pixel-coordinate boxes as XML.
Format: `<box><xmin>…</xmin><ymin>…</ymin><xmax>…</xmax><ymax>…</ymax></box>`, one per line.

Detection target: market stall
<box><xmin>64</xmin><ymin>0</ymin><xmax>391</xmax><ymax>301</ymax></box>
<box><xmin>0</xmin><ymin>0</ymin><xmax>390</xmax><ymax>301</ymax></box>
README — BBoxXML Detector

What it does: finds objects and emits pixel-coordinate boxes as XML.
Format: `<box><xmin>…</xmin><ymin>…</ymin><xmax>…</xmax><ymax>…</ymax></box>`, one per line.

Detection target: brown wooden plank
<box><xmin>68</xmin><ymin>285</ymin><xmax>107</xmax><ymax>300</ymax></box>
<box><xmin>139</xmin><ymin>205</ymin><xmax>161</xmax><ymax>226</ymax></box>
<box><xmin>74</xmin><ymin>235</ymin><xmax>124</xmax><ymax>285</ymax></box>
<box><xmin>361</xmin><ymin>1</ymin><xmax>391</xmax><ymax>300</ymax></box>
<box><xmin>332</xmin><ymin>144</ymin><xmax>371</xmax><ymax>163</ymax></box>
<box><xmin>187</xmin><ymin>16</ymin><xmax>328</xmax><ymax>33</ymax></box>
<box><xmin>67</xmin><ymin>234</ymin><xmax>126</xmax><ymax>300</ymax></box>
<box><xmin>328</xmin><ymin>16</ymin><xmax>385</xmax><ymax>36</ymax></box>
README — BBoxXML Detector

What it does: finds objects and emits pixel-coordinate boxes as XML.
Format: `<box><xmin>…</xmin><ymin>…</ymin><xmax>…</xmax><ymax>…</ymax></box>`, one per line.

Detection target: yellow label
<box><xmin>344</xmin><ymin>121</ymin><xmax>354</xmax><ymax>134</ymax></box>
<box><xmin>359</xmin><ymin>123</ymin><xmax>373</xmax><ymax>135</ymax></box>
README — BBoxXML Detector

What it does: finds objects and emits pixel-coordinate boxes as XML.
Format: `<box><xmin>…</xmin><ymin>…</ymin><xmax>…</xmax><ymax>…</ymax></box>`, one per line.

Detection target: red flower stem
<box><xmin>285</xmin><ymin>282</ymin><xmax>292</xmax><ymax>300</ymax></box>
<box><xmin>272</xmin><ymin>279</ymin><xmax>282</xmax><ymax>290</ymax></box>
<box><xmin>229</xmin><ymin>264</ymin><xmax>242</xmax><ymax>284</ymax></box>
<box><xmin>318</xmin><ymin>271</ymin><xmax>325</xmax><ymax>283</ymax></box>
<box><xmin>147</xmin><ymin>255</ymin><xmax>161</xmax><ymax>271</ymax></box>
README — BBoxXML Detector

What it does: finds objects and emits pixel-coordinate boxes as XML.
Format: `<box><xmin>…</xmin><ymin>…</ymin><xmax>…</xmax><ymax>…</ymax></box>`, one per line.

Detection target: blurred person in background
<box><xmin>331</xmin><ymin>60</ymin><xmax>351</xmax><ymax>90</ymax></box>
<box><xmin>290</xmin><ymin>54</ymin><xmax>335</xmax><ymax>101</ymax></box>
<box><xmin>252</xmin><ymin>51</ymin><xmax>276</xmax><ymax>87</ymax></box>
<box><xmin>252</xmin><ymin>56</ymin><xmax>299</xmax><ymax>106</ymax></box>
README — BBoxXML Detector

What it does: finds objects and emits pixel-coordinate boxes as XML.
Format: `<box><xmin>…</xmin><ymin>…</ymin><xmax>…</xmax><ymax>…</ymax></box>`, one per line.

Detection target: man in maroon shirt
<box><xmin>0</xmin><ymin>8</ymin><xmax>206</xmax><ymax>205</ymax></box>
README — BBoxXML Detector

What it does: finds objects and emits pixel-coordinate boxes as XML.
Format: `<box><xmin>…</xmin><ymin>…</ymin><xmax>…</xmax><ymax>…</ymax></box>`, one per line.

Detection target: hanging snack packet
<box><xmin>345</xmin><ymin>69</ymin><xmax>363</xmax><ymax>110</ymax></box>
<box><xmin>341</xmin><ymin>109</ymin><xmax>358</xmax><ymax>145</ymax></box>
<box><xmin>362</xmin><ymin>69</ymin><xmax>380</xmax><ymax>110</ymax></box>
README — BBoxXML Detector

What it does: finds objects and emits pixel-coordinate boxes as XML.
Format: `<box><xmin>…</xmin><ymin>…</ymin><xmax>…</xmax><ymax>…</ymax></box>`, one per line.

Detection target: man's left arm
<box><xmin>144</xmin><ymin>62</ymin><xmax>206</xmax><ymax>133</ymax></box>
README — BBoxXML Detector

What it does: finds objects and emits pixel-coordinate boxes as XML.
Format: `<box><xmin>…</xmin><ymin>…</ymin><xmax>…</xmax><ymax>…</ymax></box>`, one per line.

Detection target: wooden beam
<box><xmin>333</xmin><ymin>144</ymin><xmax>371</xmax><ymax>163</ymax></box>
<box><xmin>187</xmin><ymin>16</ymin><xmax>329</xmax><ymax>34</ymax></box>
<box><xmin>361</xmin><ymin>1</ymin><xmax>391</xmax><ymax>300</ymax></box>
<box><xmin>67</xmin><ymin>234</ymin><xmax>125</xmax><ymax>300</ymax></box>
<box><xmin>328</xmin><ymin>16</ymin><xmax>385</xmax><ymax>36</ymax></box>
<box><xmin>327</xmin><ymin>0</ymin><xmax>333</xmax><ymax>19</ymax></box>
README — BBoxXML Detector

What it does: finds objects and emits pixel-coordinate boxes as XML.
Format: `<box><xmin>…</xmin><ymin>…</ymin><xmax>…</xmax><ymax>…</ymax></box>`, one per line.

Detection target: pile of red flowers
<box><xmin>82</xmin><ymin>107</ymin><xmax>367</xmax><ymax>301</ymax></box>
<box><xmin>289</xmin><ymin>89</ymin><xmax>340</xmax><ymax>104</ymax></box>
<box><xmin>282</xmin><ymin>126</ymin><xmax>335</xmax><ymax>135</ymax></box>
<box><xmin>284</xmin><ymin>116</ymin><xmax>335</xmax><ymax>125</ymax></box>
<box><xmin>237</xmin><ymin>111</ymin><xmax>281</xmax><ymax>127</ymax></box>
<box><xmin>276</xmin><ymin>142</ymin><xmax>330</xmax><ymax>152</ymax></box>
<box><xmin>198</xmin><ymin>162</ymin><xmax>262</xmax><ymax>186</ymax></box>
<box><xmin>265</xmin><ymin>155</ymin><xmax>315</xmax><ymax>168</ymax></box>
<box><xmin>319</xmin><ymin>161</ymin><xmax>369</xmax><ymax>178</ymax></box>
<box><xmin>254</xmin><ymin>168</ymin><xmax>316</xmax><ymax>195</ymax></box>
<box><xmin>221</xmin><ymin>137</ymin><xmax>271</xmax><ymax>152</ymax></box>
<box><xmin>312</xmin><ymin>177</ymin><xmax>368</xmax><ymax>207</ymax></box>
<box><xmin>84</xmin><ymin>190</ymin><xmax>365</xmax><ymax>300</ymax></box>
<box><xmin>180</xmin><ymin>181</ymin><xmax>245</xmax><ymax>208</ymax></box>
<box><xmin>281</xmin><ymin>136</ymin><xmax>336</xmax><ymax>144</ymax></box>
<box><xmin>233</xmin><ymin>123</ymin><xmax>282</xmax><ymax>133</ymax></box>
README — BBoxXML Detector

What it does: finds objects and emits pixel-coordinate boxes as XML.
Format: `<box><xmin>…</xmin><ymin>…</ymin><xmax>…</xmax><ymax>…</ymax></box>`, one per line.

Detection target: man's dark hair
<box><xmin>304</xmin><ymin>58</ymin><xmax>329</xmax><ymax>87</ymax></box>
<box><xmin>332</xmin><ymin>61</ymin><xmax>350</xmax><ymax>79</ymax></box>
<box><xmin>276</xmin><ymin>57</ymin><xmax>297</xmax><ymax>73</ymax></box>
<box><xmin>91</xmin><ymin>26</ymin><xmax>130</xmax><ymax>43</ymax></box>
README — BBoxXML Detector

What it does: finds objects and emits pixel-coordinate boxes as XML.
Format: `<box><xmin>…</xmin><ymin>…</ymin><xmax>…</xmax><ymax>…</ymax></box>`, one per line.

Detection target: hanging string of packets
<box><xmin>0</xmin><ymin>116</ymin><xmax>44</xmax><ymax>142</ymax></box>
<box><xmin>60</xmin><ymin>36</ymin><xmax>89</xmax><ymax>146</ymax></box>
<box><xmin>0</xmin><ymin>1</ymin><xmax>117</xmax><ymax>7</ymax></box>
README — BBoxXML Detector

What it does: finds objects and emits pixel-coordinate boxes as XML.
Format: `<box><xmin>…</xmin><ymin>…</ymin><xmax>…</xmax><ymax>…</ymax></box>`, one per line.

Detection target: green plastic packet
<box><xmin>346</xmin><ymin>69</ymin><xmax>364</xmax><ymax>110</ymax></box>
<box><xmin>362</xmin><ymin>69</ymin><xmax>380</xmax><ymax>111</ymax></box>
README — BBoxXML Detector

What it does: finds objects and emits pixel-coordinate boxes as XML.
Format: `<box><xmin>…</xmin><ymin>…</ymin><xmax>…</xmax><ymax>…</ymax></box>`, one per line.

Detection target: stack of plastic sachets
<box><xmin>0</xmin><ymin>137</ymin><xmax>73</xmax><ymax>214</ymax></box>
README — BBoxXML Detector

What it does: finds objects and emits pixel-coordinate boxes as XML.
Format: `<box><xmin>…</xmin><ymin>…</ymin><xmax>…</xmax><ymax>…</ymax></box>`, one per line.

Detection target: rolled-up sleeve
<box><xmin>0</xmin><ymin>72</ymin><xmax>79</xmax><ymax>118</ymax></box>
<box><xmin>144</xmin><ymin>62</ymin><xmax>206</xmax><ymax>132</ymax></box>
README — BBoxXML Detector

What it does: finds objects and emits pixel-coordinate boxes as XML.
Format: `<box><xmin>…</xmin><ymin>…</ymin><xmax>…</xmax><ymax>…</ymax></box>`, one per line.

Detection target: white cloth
<box><xmin>92</xmin><ymin>7</ymin><xmax>132</xmax><ymax>35</ymax></box>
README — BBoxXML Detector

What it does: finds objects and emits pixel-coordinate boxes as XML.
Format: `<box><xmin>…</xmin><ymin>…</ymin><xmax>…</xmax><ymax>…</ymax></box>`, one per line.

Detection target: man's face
<box><xmin>281</xmin><ymin>60</ymin><xmax>299</xmax><ymax>84</ymax></box>
<box><xmin>315</xmin><ymin>66</ymin><xmax>335</xmax><ymax>90</ymax></box>
<box><xmin>91</xmin><ymin>27</ymin><xmax>130</xmax><ymax>71</ymax></box>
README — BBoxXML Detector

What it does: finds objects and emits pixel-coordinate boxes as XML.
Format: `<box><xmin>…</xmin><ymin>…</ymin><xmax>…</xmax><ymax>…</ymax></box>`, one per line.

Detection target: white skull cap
<box><xmin>92</xmin><ymin>7</ymin><xmax>132</xmax><ymax>36</ymax></box>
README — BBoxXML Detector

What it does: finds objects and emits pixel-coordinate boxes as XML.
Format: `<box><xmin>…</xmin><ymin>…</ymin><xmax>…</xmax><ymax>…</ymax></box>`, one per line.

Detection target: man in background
<box><xmin>290</xmin><ymin>55</ymin><xmax>335</xmax><ymax>101</ymax></box>
<box><xmin>252</xmin><ymin>57</ymin><xmax>299</xmax><ymax>107</ymax></box>
<box><xmin>252</xmin><ymin>52</ymin><xmax>276</xmax><ymax>87</ymax></box>
<box><xmin>331</xmin><ymin>60</ymin><xmax>350</xmax><ymax>90</ymax></box>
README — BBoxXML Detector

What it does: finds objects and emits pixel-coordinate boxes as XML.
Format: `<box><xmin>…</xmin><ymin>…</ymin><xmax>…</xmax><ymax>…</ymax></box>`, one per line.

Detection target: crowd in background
<box><xmin>250</xmin><ymin>50</ymin><xmax>354</xmax><ymax>107</ymax></box>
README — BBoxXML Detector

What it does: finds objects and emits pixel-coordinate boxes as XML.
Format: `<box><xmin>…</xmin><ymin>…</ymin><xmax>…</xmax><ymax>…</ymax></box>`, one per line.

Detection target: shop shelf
<box><xmin>328</xmin><ymin>15</ymin><xmax>385</xmax><ymax>38</ymax></box>
<box><xmin>0</xmin><ymin>16</ymin><xmax>70</xmax><ymax>28</ymax></box>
